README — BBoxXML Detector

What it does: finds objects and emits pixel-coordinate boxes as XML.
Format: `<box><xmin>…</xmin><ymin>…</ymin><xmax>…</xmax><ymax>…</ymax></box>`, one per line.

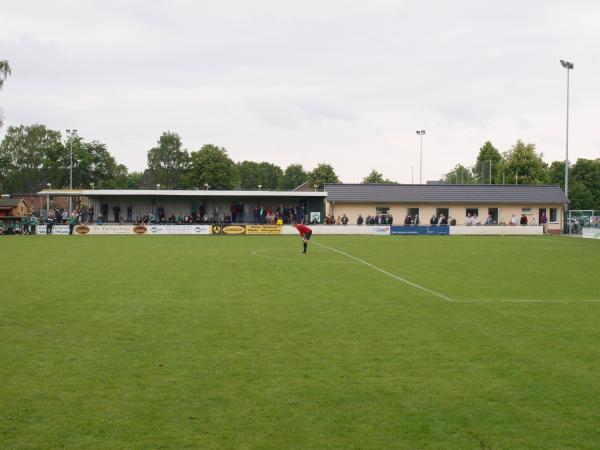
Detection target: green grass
<box><xmin>1</xmin><ymin>235</ymin><xmax>599</xmax><ymax>449</ymax></box>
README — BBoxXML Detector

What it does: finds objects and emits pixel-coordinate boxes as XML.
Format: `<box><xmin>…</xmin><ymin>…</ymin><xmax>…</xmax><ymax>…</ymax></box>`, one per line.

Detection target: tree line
<box><xmin>0</xmin><ymin>127</ymin><xmax>343</xmax><ymax>193</ymax></box>
<box><xmin>443</xmin><ymin>140</ymin><xmax>600</xmax><ymax>209</ymax></box>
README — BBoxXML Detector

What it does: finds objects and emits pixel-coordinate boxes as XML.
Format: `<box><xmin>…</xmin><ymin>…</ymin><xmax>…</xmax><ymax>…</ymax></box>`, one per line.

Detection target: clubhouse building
<box><xmin>324</xmin><ymin>184</ymin><xmax>568</xmax><ymax>233</ymax></box>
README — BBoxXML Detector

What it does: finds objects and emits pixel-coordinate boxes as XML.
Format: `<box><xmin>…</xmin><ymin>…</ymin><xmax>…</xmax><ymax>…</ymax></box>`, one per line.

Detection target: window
<box><xmin>550</xmin><ymin>208</ymin><xmax>558</xmax><ymax>223</ymax></box>
<box><xmin>407</xmin><ymin>208</ymin><xmax>419</xmax><ymax>218</ymax></box>
<box><xmin>466</xmin><ymin>208</ymin><xmax>478</xmax><ymax>217</ymax></box>
<box><xmin>376</xmin><ymin>207</ymin><xmax>389</xmax><ymax>215</ymax></box>
<box><xmin>488</xmin><ymin>208</ymin><xmax>499</xmax><ymax>224</ymax></box>
<box><xmin>522</xmin><ymin>207</ymin><xmax>532</xmax><ymax>215</ymax></box>
<box><xmin>436</xmin><ymin>208</ymin><xmax>449</xmax><ymax>218</ymax></box>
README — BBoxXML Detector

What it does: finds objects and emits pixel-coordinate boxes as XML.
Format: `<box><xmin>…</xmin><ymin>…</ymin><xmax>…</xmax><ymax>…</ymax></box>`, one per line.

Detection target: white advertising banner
<box><xmin>75</xmin><ymin>224</ymin><xmax>138</xmax><ymax>235</ymax></box>
<box><xmin>146</xmin><ymin>224</ymin><xmax>211</xmax><ymax>235</ymax></box>
<box><xmin>281</xmin><ymin>225</ymin><xmax>390</xmax><ymax>235</ymax></box>
<box><xmin>582</xmin><ymin>228</ymin><xmax>600</xmax><ymax>239</ymax></box>
<box><xmin>36</xmin><ymin>225</ymin><xmax>70</xmax><ymax>235</ymax></box>
<box><xmin>449</xmin><ymin>225</ymin><xmax>543</xmax><ymax>235</ymax></box>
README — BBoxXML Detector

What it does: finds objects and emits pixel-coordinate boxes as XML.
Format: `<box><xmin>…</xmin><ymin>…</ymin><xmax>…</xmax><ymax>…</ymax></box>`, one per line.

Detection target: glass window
<box><xmin>435</xmin><ymin>208</ymin><xmax>449</xmax><ymax>218</ymax></box>
<box><xmin>550</xmin><ymin>208</ymin><xmax>558</xmax><ymax>223</ymax></box>
<box><xmin>466</xmin><ymin>208</ymin><xmax>479</xmax><ymax>217</ymax></box>
<box><xmin>522</xmin><ymin>207</ymin><xmax>532</xmax><ymax>215</ymax></box>
<box><xmin>488</xmin><ymin>208</ymin><xmax>498</xmax><ymax>224</ymax></box>
<box><xmin>376</xmin><ymin>207</ymin><xmax>389</xmax><ymax>215</ymax></box>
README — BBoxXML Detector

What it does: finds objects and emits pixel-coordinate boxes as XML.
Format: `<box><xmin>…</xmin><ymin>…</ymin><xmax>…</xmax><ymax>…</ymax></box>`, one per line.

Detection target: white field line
<box><xmin>250</xmin><ymin>248</ymin><xmax>353</xmax><ymax>264</ymax></box>
<box><xmin>454</xmin><ymin>299</ymin><xmax>600</xmax><ymax>303</ymax></box>
<box><xmin>313</xmin><ymin>241</ymin><xmax>455</xmax><ymax>303</ymax></box>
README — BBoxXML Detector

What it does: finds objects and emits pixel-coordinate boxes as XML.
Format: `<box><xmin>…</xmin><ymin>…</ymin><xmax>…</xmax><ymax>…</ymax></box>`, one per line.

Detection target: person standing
<box><xmin>540</xmin><ymin>212</ymin><xmax>548</xmax><ymax>234</ymax></box>
<box><xmin>30</xmin><ymin>214</ymin><xmax>38</xmax><ymax>235</ymax></box>
<box><xmin>127</xmin><ymin>204</ymin><xmax>133</xmax><ymax>222</ymax></box>
<box><xmin>294</xmin><ymin>223</ymin><xmax>313</xmax><ymax>254</ymax></box>
<box><xmin>47</xmin><ymin>215</ymin><xmax>54</xmax><ymax>235</ymax></box>
<box><xmin>69</xmin><ymin>213</ymin><xmax>78</xmax><ymax>235</ymax></box>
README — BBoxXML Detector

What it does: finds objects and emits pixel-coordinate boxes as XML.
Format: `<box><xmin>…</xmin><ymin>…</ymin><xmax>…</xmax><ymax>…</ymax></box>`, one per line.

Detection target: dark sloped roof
<box><xmin>0</xmin><ymin>199</ymin><xmax>21</xmax><ymax>207</ymax></box>
<box><xmin>324</xmin><ymin>183</ymin><xmax>568</xmax><ymax>204</ymax></box>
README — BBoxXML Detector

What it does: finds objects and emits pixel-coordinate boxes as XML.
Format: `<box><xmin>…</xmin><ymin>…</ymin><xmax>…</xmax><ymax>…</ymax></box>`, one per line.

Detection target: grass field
<box><xmin>1</xmin><ymin>235</ymin><xmax>599</xmax><ymax>449</ymax></box>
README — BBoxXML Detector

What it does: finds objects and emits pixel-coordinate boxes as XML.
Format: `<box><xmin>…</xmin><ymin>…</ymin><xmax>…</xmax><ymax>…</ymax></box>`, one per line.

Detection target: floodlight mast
<box><xmin>560</xmin><ymin>59</ymin><xmax>574</xmax><ymax>233</ymax></box>
<box><xmin>416</xmin><ymin>130</ymin><xmax>426</xmax><ymax>184</ymax></box>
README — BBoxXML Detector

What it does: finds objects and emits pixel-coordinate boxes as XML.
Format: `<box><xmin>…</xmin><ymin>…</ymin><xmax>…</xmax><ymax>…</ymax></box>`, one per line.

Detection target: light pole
<box><xmin>416</xmin><ymin>130</ymin><xmax>426</xmax><ymax>184</ymax></box>
<box><xmin>46</xmin><ymin>183</ymin><xmax>51</xmax><ymax>219</ymax></box>
<box><xmin>560</xmin><ymin>59</ymin><xmax>574</xmax><ymax>233</ymax></box>
<box><xmin>410</xmin><ymin>166</ymin><xmax>414</xmax><ymax>184</ymax></box>
<box><xmin>66</xmin><ymin>129</ymin><xmax>77</xmax><ymax>213</ymax></box>
<box><xmin>258</xmin><ymin>184</ymin><xmax>262</xmax><ymax>191</ymax></box>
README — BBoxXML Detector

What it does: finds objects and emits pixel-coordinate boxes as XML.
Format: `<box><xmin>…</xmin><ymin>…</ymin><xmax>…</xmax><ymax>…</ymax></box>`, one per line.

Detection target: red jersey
<box><xmin>295</xmin><ymin>224</ymin><xmax>312</xmax><ymax>236</ymax></box>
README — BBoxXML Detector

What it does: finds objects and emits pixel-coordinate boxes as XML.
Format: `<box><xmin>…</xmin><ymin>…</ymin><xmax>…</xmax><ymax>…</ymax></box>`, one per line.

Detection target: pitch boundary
<box><xmin>314</xmin><ymin>241</ymin><xmax>455</xmax><ymax>302</ymax></box>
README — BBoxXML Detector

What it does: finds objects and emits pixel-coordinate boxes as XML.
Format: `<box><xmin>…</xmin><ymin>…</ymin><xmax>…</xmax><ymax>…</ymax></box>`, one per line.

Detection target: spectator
<box><xmin>88</xmin><ymin>205</ymin><xmax>95</xmax><ymax>223</ymax></box>
<box><xmin>30</xmin><ymin>214</ymin><xmax>38</xmax><ymax>235</ymax></box>
<box><xmin>510</xmin><ymin>214</ymin><xmax>519</xmax><ymax>225</ymax></box>
<box><xmin>404</xmin><ymin>214</ymin><xmax>412</xmax><ymax>225</ymax></box>
<box><xmin>69</xmin><ymin>212</ymin><xmax>78</xmax><ymax>235</ymax></box>
<box><xmin>341</xmin><ymin>214</ymin><xmax>348</xmax><ymax>225</ymax></box>
<box><xmin>430</xmin><ymin>214</ymin><xmax>438</xmax><ymax>226</ymax></box>
<box><xmin>47</xmin><ymin>214</ymin><xmax>54</xmax><ymax>234</ymax></box>
<box><xmin>127</xmin><ymin>204</ymin><xmax>133</xmax><ymax>222</ymax></box>
<box><xmin>357</xmin><ymin>214</ymin><xmax>364</xmax><ymax>225</ymax></box>
<box><xmin>485</xmin><ymin>214</ymin><xmax>494</xmax><ymax>225</ymax></box>
<box><xmin>387</xmin><ymin>214</ymin><xmax>393</xmax><ymax>225</ymax></box>
<box><xmin>540</xmin><ymin>212</ymin><xmax>548</xmax><ymax>234</ymax></box>
<box><xmin>520</xmin><ymin>215</ymin><xmax>528</xmax><ymax>225</ymax></box>
<box><xmin>473</xmin><ymin>215</ymin><xmax>481</xmax><ymax>226</ymax></box>
<box><xmin>465</xmin><ymin>213</ymin><xmax>473</xmax><ymax>226</ymax></box>
<box><xmin>439</xmin><ymin>214</ymin><xmax>448</xmax><ymax>225</ymax></box>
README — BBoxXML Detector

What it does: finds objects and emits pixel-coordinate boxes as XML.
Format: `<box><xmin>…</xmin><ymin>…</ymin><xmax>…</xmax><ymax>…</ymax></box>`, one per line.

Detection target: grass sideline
<box><xmin>1</xmin><ymin>235</ymin><xmax>599</xmax><ymax>449</ymax></box>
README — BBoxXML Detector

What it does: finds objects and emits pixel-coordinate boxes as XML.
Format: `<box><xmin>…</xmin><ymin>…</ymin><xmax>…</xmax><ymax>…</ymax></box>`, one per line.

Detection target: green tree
<box><xmin>444</xmin><ymin>164</ymin><xmax>476</xmax><ymax>184</ymax></box>
<box><xmin>279</xmin><ymin>163</ymin><xmax>308</xmax><ymax>190</ymax></box>
<box><xmin>0</xmin><ymin>124</ymin><xmax>63</xmax><ymax>193</ymax></box>
<box><xmin>474</xmin><ymin>141</ymin><xmax>503</xmax><ymax>184</ymax></box>
<box><xmin>0</xmin><ymin>60</ymin><xmax>10</xmax><ymax>129</ymax></box>
<box><xmin>186</xmin><ymin>144</ymin><xmax>237</xmax><ymax>190</ymax></box>
<box><xmin>309</xmin><ymin>163</ymin><xmax>339</xmax><ymax>190</ymax></box>
<box><xmin>0</xmin><ymin>60</ymin><xmax>10</xmax><ymax>90</ymax></box>
<box><xmin>497</xmin><ymin>140</ymin><xmax>547</xmax><ymax>185</ymax></box>
<box><xmin>362</xmin><ymin>169</ymin><xmax>394</xmax><ymax>184</ymax></box>
<box><xmin>237</xmin><ymin>161</ymin><xmax>283</xmax><ymax>190</ymax></box>
<box><xmin>147</xmin><ymin>132</ymin><xmax>189</xmax><ymax>189</ymax></box>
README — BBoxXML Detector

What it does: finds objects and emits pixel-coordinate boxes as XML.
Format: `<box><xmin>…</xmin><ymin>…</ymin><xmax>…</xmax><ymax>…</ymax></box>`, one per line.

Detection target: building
<box><xmin>0</xmin><ymin>198</ymin><xmax>31</xmax><ymax>220</ymax></box>
<box><xmin>325</xmin><ymin>184</ymin><xmax>567</xmax><ymax>233</ymax></box>
<box><xmin>38</xmin><ymin>189</ymin><xmax>327</xmax><ymax>223</ymax></box>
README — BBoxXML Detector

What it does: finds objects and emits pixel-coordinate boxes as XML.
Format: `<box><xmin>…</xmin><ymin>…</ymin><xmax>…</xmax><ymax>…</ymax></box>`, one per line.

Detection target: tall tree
<box><xmin>0</xmin><ymin>124</ymin><xmax>63</xmax><ymax>193</ymax></box>
<box><xmin>474</xmin><ymin>141</ymin><xmax>502</xmax><ymax>184</ymax></box>
<box><xmin>147</xmin><ymin>132</ymin><xmax>189</xmax><ymax>189</ymax></box>
<box><xmin>0</xmin><ymin>59</ymin><xmax>12</xmax><ymax>129</ymax></box>
<box><xmin>186</xmin><ymin>144</ymin><xmax>237</xmax><ymax>190</ymax></box>
<box><xmin>279</xmin><ymin>163</ymin><xmax>308</xmax><ymax>190</ymax></box>
<box><xmin>309</xmin><ymin>163</ymin><xmax>339</xmax><ymax>190</ymax></box>
<box><xmin>362</xmin><ymin>169</ymin><xmax>394</xmax><ymax>184</ymax></box>
<box><xmin>237</xmin><ymin>161</ymin><xmax>283</xmax><ymax>190</ymax></box>
<box><xmin>497</xmin><ymin>140</ymin><xmax>548</xmax><ymax>185</ymax></box>
<box><xmin>444</xmin><ymin>164</ymin><xmax>476</xmax><ymax>184</ymax></box>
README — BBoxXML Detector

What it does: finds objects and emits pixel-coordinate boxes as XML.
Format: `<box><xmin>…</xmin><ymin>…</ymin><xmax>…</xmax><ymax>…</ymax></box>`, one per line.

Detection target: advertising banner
<box><xmin>583</xmin><ymin>228</ymin><xmax>600</xmax><ymax>239</ymax></box>
<box><xmin>147</xmin><ymin>224</ymin><xmax>211</xmax><ymax>235</ymax></box>
<box><xmin>75</xmin><ymin>224</ymin><xmax>142</xmax><ymax>235</ymax></box>
<box><xmin>213</xmin><ymin>224</ymin><xmax>246</xmax><ymax>235</ymax></box>
<box><xmin>36</xmin><ymin>225</ymin><xmax>70</xmax><ymax>235</ymax></box>
<box><xmin>391</xmin><ymin>226</ymin><xmax>449</xmax><ymax>236</ymax></box>
<box><xmin>245</xmin><ymin>224</ymin><xmax>282</xmax><ymax>235</ymax></box>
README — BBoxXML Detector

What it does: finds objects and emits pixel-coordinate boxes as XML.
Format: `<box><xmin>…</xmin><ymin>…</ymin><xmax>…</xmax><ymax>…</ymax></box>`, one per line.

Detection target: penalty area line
<box><xmin>313</xmin><ymin>241</ymin><xmax>454</xmax><ymax>303</ymax></box>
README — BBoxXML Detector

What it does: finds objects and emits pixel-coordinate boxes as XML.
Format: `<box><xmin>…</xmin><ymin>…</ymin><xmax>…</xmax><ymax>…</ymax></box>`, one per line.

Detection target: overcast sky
<box><xmin>1</xmin><ymin>0</ymin><xmax>598</xmax><ymax>183</ymax></box>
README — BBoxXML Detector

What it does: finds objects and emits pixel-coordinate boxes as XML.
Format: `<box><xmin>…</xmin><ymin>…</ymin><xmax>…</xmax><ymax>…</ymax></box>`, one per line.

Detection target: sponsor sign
<box><xmin>245</xmin><ymin>224</ymin><xmax>282</xmax><ymax>235</ymax></box>
<box><xmin>391</xmin><ymin>226</ymin><xmax>449</xmax><ymax>236</ymax></box>
<box><xmin>583</xmin><ymin>228</ymin><xmax>600</xmax><ymax>239</ymax></box>
<box><xmin>74</xmin><ymin>224</ymin><xmax>142</xmax><ymax>235</ymax></box>
<box><xmin>450</xmin><ymin>225</ymin><xmax>543</xmax><ymax>235</ymax></box>
<box><xmin>310</xmin><ymin>212</ymin><xmax>321</xmax><ymax>223</ymax></box>
<box><xmin>213</xmin><ymin>224</ymin><xmax>246</xmax><ymax>235</ymax></box>
<box><xmin>36</xmin><ymin>225</ymin><xmax>70</xmax><ymax>235</ymax></box>
<box><xmin>372</xmin><ymin>226</ymin><xmax>391</xmax><ymax>235</ymax></box>
<box><xmin>147</xmin><ymin>224</ymin><xmax>210</xmax><ymax>235</ymax></box>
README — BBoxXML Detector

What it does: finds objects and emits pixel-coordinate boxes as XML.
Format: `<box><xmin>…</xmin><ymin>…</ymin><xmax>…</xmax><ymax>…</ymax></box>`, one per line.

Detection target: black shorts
<box><xmin>304</xmin><ymin>231</ymin><xmax>312</xmax><ymax>240</ymax></box>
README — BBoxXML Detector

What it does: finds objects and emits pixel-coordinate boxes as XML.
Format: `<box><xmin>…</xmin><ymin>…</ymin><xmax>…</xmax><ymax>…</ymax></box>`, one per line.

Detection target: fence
<box><xmin>566</xmin><ymin>209</ymin><xmax>600</xmax><ymax>235</ymax></box>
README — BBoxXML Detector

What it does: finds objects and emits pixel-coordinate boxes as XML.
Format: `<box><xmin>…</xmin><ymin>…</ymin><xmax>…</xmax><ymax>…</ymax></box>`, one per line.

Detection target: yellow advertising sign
<box><xmin>245</xmin><ymin>225</ymin><xmax>282</xmax><ymax>235</ymax></box>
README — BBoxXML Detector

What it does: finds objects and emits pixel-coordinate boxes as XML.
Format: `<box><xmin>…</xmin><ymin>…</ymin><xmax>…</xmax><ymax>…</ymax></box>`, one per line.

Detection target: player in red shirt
<box><xmin>295</xmin><ymin>223</ymin><xmax>313</xmax><ymax>253</ymax></box>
